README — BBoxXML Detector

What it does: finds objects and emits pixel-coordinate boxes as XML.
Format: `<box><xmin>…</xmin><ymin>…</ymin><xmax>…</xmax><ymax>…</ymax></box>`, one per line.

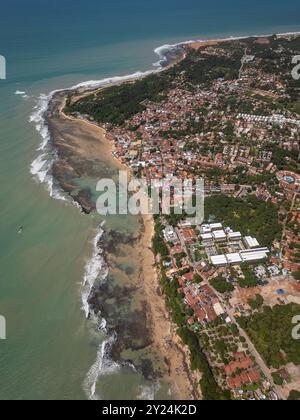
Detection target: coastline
<box><xmin>52</xmin><ymin>90</ymin><xmax>201</xmax><ymax>399</ymax></box>
<box><xmin>29</xmin><ymin>29</ymin><xmax>300</xmax><ymax>400</ymax></box>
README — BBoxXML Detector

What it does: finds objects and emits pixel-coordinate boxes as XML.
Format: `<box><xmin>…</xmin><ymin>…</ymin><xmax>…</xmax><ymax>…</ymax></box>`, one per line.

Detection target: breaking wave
<box><xmin>15</xmin><ymin>90</ymin><xmax>29</xmax><ymax>99</ymax></box>
<box><xmin>81</xmin><ymin>223</ymin><xmax>108</xmax><ymax>318</ymax></box>
<box><xmin>84</xmin><ymin>332</ymin><xmax>120</xmax><ymax>401</ymax></box>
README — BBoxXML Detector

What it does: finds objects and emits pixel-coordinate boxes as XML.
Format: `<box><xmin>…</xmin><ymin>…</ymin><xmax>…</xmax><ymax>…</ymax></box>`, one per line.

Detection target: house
<box><xmin>181</xmin><ymin>228</ymin><xmax>197</xmax><ymax>244</ymax></box>
<box><xmin>163</xmin><ymin>225</ymin><xmax>179</xmax><ymax>243</ymax></box>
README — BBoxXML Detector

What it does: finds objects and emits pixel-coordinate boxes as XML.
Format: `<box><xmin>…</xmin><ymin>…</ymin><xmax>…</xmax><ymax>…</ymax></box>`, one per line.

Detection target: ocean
<box><xmin>0</xmin><ymin>0</ymin><xmax>299</xmax><ymax>400</ymax></box>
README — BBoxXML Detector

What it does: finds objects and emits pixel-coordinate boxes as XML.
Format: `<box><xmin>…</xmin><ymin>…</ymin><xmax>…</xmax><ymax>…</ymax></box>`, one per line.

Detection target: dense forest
<box><xmin>204</xmin><ymin>194</ymin><xmax>281</xmax><ymax>248</ymax></box>
<box><xmin>237</xmin><ymin>304</ymin><xmax>300</xmax><ymax>369</ymax></box>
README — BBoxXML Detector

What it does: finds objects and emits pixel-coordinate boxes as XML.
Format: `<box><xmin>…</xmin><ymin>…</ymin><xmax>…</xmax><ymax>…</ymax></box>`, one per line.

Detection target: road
<box><xmin>280</xmin><ymin>192</ymin><xmax>297</xmax><ymax>260</ymax></box>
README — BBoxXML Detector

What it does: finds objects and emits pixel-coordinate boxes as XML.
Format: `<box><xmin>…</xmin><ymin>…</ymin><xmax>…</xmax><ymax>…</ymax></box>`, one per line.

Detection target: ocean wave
<box><xmin>81</xmin><ymin>223</ymin><xmax>108</xmax><ymax>318</ymax></box>
<box><xmin>82</xmin><ymin>224</ymin><xmax>121</xmax><ymax>401</ymax></box>
<box><xmin>15</xmin><ymin>90</ymin><xmax>29</xmax><ymax>99</ymax></box>
<box><xmin>84</xmin><ymin>331</ymin><xmax>120</xmax><ymax>401</ymax></box>
<box><xmin>153</xmin><ymin>40</ymin><xmax>194</xmax><ymax>67</ymax></box>
<box><xmin>29</xmin><ymin>92</ymin><xmax>70</xmax><ymax>202</ymax></box>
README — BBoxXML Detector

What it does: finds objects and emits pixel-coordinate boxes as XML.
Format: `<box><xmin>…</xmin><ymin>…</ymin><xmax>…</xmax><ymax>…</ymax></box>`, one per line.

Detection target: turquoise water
<box><xmin>0</xmin><ymin>0</ymin><xmax>299</xmax><ymax>400</ymax></box>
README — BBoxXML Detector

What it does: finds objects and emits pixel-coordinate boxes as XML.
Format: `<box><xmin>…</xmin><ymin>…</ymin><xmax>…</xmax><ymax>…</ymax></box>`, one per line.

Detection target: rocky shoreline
<box><xmin>43</xmin><ymin>43</ymin><xmax>201</xmax><ymax>399</ymax></box>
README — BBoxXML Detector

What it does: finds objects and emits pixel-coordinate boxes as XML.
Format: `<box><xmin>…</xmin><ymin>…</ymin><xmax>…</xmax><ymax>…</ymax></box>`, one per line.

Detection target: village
<box><xmin>67</xmin><ymin>34</ymin><xmax>300</xmax><ymax>400</ymax></box>
<box><xmin>105</xmin><ymin>39</ymin><xmax>300</xmax><ymax>400</ymax></box>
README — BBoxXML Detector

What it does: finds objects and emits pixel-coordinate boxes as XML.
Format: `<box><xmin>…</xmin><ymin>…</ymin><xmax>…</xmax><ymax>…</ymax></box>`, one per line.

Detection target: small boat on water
<box><xmin>18</xmin><ymin>226</ymin><xmax>24</xmax><ymax>234</ymax></box>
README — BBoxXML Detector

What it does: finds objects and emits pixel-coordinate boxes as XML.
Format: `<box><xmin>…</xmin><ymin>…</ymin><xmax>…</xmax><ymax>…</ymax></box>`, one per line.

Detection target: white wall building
<box><xmin>244</xmin><ymin>236</ymin><xmax>260</xmax><ymax>249</ymax></box>
<box><xmin>227</xmin><ymin>231</ymin><xmax>242</xmax><ymax>241</ymax></box>
<box><xmin>213</xmin><ymin>230</ymin><xmax>227</xmax><ymax>242</ymax></box>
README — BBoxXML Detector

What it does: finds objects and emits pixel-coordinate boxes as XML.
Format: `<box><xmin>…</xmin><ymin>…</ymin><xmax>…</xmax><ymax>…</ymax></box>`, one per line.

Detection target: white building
<box><xmin>227</xmin><ymin>231</ymin><xmax>242</xmax><ymax>241</ymax></box>
<box><xmin>163</xmin><ymin>226</ymin><xmax>178</xmax><ymax>243</ymax></box>
<box><xmin>213</xmin><ymin>302</ymin><xmax>225</xmax><ymax>316</ymax></box>
<box><xmin>210</xmin><ymin>248</ymin><xmax>270</xmax><ymax>266</ymax></box>
<box><xmin>213</xmin><ymin>230</ymin><xmax>227</xmax><ymax>242</ymax></box>
<box><xmin>244</xmin><ymin>236</ymin><xmax>260</xmax><ymax>249</ymax></box>
<box><xmin>210</xmin><ymin>223</ymin><xmax>223</xmax><ymax>231</ymax></box>
<box><xmin>200</xmin><ymin>225</ymin><xmax>212</xmax><ymax>234</ymax></box>
<box><xmin>240</xmin><ymin>248</ymin><xmax>270</xmax><ymax>263</ymax></box>
<box><xmin>201</xmin><ymin>233</ymin><xmax>213</xmax><ymax>243</ymax></box>
<box><xmin>226</xmin><ymin>253</ymin><xmax>242</xmax><ymax>264</ymax></box>
<box><xmin>211</xmin><ymin>255</ymin><xmax>228</xmax><ymax>266</ymax></box>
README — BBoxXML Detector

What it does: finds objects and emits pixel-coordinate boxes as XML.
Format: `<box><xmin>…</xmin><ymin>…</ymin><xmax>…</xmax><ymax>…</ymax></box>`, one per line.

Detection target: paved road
<box><xmin>280</xmin><ymin>192</ymin><xmax>297</xmax><ymax>259</ymax></box>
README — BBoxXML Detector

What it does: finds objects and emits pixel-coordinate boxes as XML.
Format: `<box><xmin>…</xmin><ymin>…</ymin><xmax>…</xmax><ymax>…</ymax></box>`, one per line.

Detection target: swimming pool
<box><xmin>284</xmin><ymin>175</ymin><xmax>295</xmax><ymax>184</ymax></box>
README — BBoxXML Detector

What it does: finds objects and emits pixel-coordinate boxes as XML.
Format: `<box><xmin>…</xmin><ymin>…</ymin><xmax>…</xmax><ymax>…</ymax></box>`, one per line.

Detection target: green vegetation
<box><xmin>272</xmin><ymin>372</ymin><xmax>283</xmax><ymax>386</ymax></box>
<box><xmin>177</xmin><ymin>327</ymin><xmax>231</xmax><ymax>400</ymax></box>
<box><xmin>170</xmin><ymin>48</ymin><xmax>243</xmax><ymax>86</ymax></box>
<box><xmin>66</xmin><ymin>74</ymin><xmax>171</xmax><ymax>126</ymax></box>
<box><xmin>248</xmin><ymin>294</ymin><xmax>264</xmax><ymax>310</ymax></box>
<box><xmin>293</xmin><ymin>269</ymin><xmax>300</xmax><ymax>282</ymax></box>
<box><xmin>152</xmin><ymin>216</ymin><xmax>169</xmax><ymax>259</ymax></box>
<box><xmin>237</xmin><ymin>304</ymin><xmax>300</xmax><ymax>369</ymax></box>
<box><xmin>288</xmin><ymin>390</ymin><xmax>300</xmax><ymax>400</ymax></box>
<box><xmin>210</xmin><ymin>276</ymin><xmax>234</xmax><ymax>294</ymax></box>
<box><xmin>267</xmin><ymin>146</ymin><xmax>299</xmax><ymax>173</ymax></box>
<box><xmin>240</xmin><ymin>264</ymin><xmax>259</xmax><ymax>289</ymax></box>
<box><xmin>205</xmin><ymin>195</ymin><xmax>281</xmax><ymax>248</ymax></box>
<box><xmin>193</xmin><ymin>274</ymin><xmax>203</xmax><ymax>284</ymax></box>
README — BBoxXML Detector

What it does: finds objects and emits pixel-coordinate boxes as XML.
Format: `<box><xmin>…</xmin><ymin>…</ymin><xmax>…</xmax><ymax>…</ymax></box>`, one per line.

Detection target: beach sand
<box><xmin>189</xmin><ymin>39</ymin><xmax>226</xmax><ymax>49</ymax></box>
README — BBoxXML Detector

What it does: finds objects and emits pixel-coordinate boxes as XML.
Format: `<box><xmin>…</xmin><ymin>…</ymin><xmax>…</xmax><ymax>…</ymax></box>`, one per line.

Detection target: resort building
<box><xmin>240</xmin><ymin>248</ymin><xmax>270</xmax><ymax>263</ymax></box>
<box><xmin>213</xmin><ymin>230</ymin><xmax>227</xmax><ymax>242</ymax></box>
<box><xmin>210</xmin><ymin>223</ymin><xmax>223</xmax><ymax>230</ymax></box>
<box><xmin>244</xmin><ymin>236</ymin><xmax>260</xmax><ymax>249</ymax></box>
<box><xmin>227</xmin><ymin>231</ymin><xmax>242</xmax><ymax>241</ymax></box>
<box><xmin>226</xmin><ymin>253</ymin><xmax>242</xmax><ymax>264</ymax></box>
<box><xmin>201</xmin><ymin>233</ymin><xmax>214</xmax><ymax>244</ymax></box>
<box><xmin>210</xmin><ymin>255</ymin><xmax>228</xmax><ymax>266</ymax></box>
<box><xmin>210</xmin><ymin>248</ymin><xmax>270</xmax><ymax>267</ymax></box>
<box><xmin>200</xmin><ymin>225</ymin><xmax>212</xmax><ymax>234</ymax></box>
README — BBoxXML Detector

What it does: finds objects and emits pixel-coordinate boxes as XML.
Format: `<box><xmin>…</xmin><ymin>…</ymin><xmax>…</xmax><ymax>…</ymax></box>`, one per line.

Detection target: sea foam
<box><xmin>15</xmin><ymin>90</ymin><xmax>29</xmax><ymax>99</ymax></box>
<box><xmin>81</xmin><ymin>223</ymin><xmax>108</xmax><ymax>318</ymax></box>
